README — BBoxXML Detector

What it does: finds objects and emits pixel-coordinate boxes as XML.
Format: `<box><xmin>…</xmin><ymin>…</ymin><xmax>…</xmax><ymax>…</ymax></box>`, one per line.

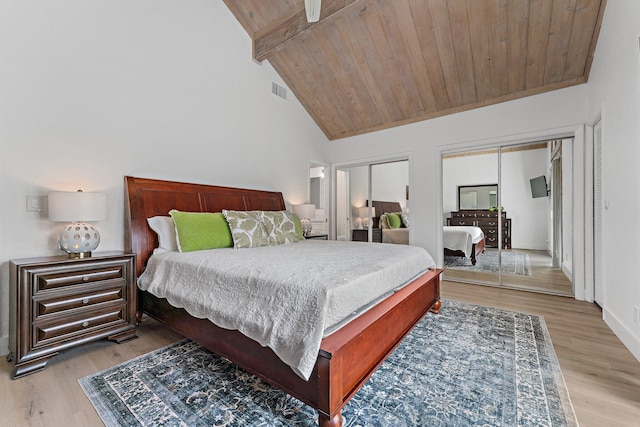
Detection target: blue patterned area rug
<box><xmin>445</xmin><ymin>249</ymin><xmax>533</xmax><ymax>276</ymax></box>
<box><xmin>79</xmin><ymin>300</ymin><xmax>576</xmax><ymax>426</ymax></box>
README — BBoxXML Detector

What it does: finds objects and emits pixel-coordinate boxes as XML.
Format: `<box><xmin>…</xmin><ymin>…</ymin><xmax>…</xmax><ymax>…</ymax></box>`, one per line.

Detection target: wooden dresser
<box><xmin>8</xmin><ymin>251</ymin><xmax>137</xmax><ymax>379</ymax></box>
<box><xmin>448</xmin><ymin>210</ymin><xmax>512</xmax><ymax>249</ymax></box>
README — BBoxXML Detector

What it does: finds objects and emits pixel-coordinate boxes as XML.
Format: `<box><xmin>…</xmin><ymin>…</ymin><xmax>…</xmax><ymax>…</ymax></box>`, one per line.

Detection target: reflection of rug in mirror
<box><xmin>445</xmin><ymin>249</ymin><xmax>532</xmax><ymax>276</ymax></box>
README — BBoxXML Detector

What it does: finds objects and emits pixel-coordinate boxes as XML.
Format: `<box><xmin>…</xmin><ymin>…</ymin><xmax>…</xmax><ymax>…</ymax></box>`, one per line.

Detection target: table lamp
<box><xmin>358</xmin><ymin>206</ymin><xmax>376</xmax><ymax>228</ymax></box>
<box><xmin>48</xmin><ymin>190</ymin><xmax>108</xmax><ymax>258</ymax></box>
<box><xmin>293</xmin><ymin>203</ymin><xmax>316</xmax><ymax>237</ymax></box>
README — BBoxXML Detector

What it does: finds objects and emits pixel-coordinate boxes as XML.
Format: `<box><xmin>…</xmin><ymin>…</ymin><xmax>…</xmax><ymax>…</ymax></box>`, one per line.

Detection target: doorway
<box><xmin>442</xmin><ymin>140</ymin><xmax>573</xmax><ymax>296</ymax></box>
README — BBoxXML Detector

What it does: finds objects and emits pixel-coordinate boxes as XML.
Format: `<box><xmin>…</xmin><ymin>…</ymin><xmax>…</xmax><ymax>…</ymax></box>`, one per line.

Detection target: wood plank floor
<box><xmin>444</xmin><ymin>248</ymin><xmax>575</xmax><ymax>296</ymax></box>
<box><xmin>1</xmin><ymin>282</ymin><xmax>639</xmax><ymax>426</ymax></box>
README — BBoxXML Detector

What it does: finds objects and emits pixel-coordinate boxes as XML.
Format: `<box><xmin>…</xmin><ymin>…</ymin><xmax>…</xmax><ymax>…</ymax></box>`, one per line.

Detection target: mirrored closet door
<box><xmin>335</xmin><ymin>159</ymin><xmax>409</xmax><ymax>243</ymax></box>
<box><xmin>442</xmin><ymin>141</ymin><xmax>573</xmax><ymax>296</ymax></box>
<box><xmin>442</xmin><ymin>148</ymin><xmax>500</xmax><ymax>287</ymax></box>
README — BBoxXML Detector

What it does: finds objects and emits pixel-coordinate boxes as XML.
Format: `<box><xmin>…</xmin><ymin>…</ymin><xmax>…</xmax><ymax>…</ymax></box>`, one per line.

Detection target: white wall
<box><xmin>0</xmin><ymin>1</ymin><xmax>328</xmax><ymax>354</ymax></box>
<box><xmin>586</xmin><ymin>0</ymin><xmax>640</xmax><ymax>360</ymax></box>
<box><xmin>372</xmin><ymin>161</ymin><xmax>409</xmax><ymax>211</ymax></box>
<box><xmin>501</xmin><ymin>148</ymin><xmax>549</xmax><ymax>250</ymax></box>
<box><xmin>443</xmin><ymin>153</ymin><xmax>499</xmax><ymax>218</ymax></box>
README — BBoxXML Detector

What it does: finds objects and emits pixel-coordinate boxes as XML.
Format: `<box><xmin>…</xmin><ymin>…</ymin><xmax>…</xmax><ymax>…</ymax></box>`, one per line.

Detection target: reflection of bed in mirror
<box><xmin>370</xmin><ymin>201</ymin><xmax>408</xmax><ymax>244</ymax></box>
<box><xmin>443</xmin><ymin>226</ymin><xmax>485</xmax><ymax>265</ymax></box>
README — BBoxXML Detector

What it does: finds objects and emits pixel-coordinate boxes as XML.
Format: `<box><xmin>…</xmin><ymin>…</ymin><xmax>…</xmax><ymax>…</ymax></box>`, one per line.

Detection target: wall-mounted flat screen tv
<box><xmin>530</xmin><ymin>175</ymin><xmax>548</xmax><ymax>198</ymax></box>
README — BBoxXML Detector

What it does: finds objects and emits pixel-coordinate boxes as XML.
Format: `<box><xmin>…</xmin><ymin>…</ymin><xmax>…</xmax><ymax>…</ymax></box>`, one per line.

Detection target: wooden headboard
<box><xmin>369</xmin><ymin>200</ymin><xmax>403</xmax><ymax>228</ymax></box>
<box><xmin>125</xmin><ymin>176</ymin><xmax>286</xmax><ymax>276</ymax></box>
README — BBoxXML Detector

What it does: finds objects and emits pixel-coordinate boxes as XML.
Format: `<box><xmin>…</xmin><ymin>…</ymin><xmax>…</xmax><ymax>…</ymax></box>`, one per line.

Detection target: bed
<box><xmin>370</xmin><ymin>200</ymin><xmax>409</xmax><ymax>244</ymax></box>
<box><xmin>443</xmin><ymin>225</ymin><xmax>486</xmax><ymax>265</ymax></box>
<box><xmin>125</xmin><ymin>176</ymin><xmax>442</xmax><ymax>427</ymax></box>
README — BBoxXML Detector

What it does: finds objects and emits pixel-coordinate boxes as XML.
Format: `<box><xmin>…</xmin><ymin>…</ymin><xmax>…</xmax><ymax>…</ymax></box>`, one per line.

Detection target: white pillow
<box><xmin>147</xmin><ymin>216</ymin><xmax>178</xmax><ymax>252</ymax></box>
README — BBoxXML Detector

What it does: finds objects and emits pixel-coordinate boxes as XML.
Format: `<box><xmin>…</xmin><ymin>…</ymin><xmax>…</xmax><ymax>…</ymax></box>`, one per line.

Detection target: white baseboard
<box><xmin>604</xmin><ymin>308</ymin><xmax>640</xmax><ymax>363</ymax></box>
<box><xmin>562</xmin><ymin>262</ymin><xmax>572</xmax><ymax>279</ymax></box>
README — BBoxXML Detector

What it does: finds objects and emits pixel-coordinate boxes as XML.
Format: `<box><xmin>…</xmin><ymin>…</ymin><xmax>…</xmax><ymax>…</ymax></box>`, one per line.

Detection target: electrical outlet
<box><xmin>634</xmin><ymin>306</ymin><xmax>640</xmax><ymax>325</ymax></box>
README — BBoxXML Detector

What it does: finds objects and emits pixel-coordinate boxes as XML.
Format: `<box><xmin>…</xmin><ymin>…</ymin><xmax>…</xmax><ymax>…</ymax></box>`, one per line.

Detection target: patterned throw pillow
<box><xmin>169</xmin><ymin>210</ymin><xmax>233</xmax><ymax>252</ymax></box>
<box><xmin>261</xmin><ymin>211</ymin><xmax>300</xmax><ymax>245</ymax></box>
<box><xmin>400</xmin><ymin>212</ymin><xmax>410</xmax><ymax>228</ymax></box>
<box><xmin>222</xmin><ymin>210</ymin><xmax>269</xmax><ymax>249</ymax></box>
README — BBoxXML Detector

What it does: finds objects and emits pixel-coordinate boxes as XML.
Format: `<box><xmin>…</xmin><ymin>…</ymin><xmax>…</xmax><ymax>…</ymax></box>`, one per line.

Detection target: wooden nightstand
<box><xmin>7</xmin><ymin>251</ymin><xmax>138</xmax><ymax>379</ymax></box>
<box><xmin>352</xmin><ymin>228</ymin><xmax>382</xmax><ymax>243</ymax></box>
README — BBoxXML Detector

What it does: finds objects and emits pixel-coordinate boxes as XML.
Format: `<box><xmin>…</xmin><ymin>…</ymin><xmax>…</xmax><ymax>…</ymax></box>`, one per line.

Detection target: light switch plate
<box><xmin>26</xmin><ymin>196</ymin><xmax>42</xmax><ymax>212</ymax></box>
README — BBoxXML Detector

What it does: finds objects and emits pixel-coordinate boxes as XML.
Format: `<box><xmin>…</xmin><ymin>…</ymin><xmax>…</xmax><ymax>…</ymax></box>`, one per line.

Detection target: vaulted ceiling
<box><xmin>223</xmin><ymin>0</ymin><xmax>606</xmax><ymax>140</ymax></box>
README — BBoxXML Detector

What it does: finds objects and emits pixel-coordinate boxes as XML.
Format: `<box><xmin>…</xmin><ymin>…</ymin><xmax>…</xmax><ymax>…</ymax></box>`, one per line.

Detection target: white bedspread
<box><xmin>138</xmin><ymin>240</ymin><xmax>435</xmax><ymax>380</ymax></box>
<box><xmin>443</xmin><ymin>226</ymin><xmax>484</xmax><ymax>257</ymax></box>
<box><xmin>382</xmin><ymin>228</ymin><xmax>409</xmax><ymax>244</ymax></box>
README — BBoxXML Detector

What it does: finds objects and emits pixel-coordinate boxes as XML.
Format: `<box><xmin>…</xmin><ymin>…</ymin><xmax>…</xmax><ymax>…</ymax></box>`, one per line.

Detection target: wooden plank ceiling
<box><xmin>223</xmin><ymin>0</ymin><xmax>606</xmax><ymax>140</ymax></box>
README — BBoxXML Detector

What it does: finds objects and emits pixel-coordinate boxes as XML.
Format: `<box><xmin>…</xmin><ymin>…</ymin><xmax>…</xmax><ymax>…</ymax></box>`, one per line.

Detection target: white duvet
<box><xmin>442</xmin><ymin>225</ymin><xmax>484</xmax><ymax>257</ymax></box>
<box><xmin>138</xmin><ymin>240</ymin><xmax>435</xmax><ymax>380</ymax></box>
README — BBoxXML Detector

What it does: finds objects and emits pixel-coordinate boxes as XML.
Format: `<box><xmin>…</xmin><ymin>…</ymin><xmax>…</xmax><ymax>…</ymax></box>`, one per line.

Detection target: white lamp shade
<box><xmin>358</xmin><ymin>207</ymin><xmax>376</xmax><ymax>218</ymax></box>
<box><xmin>48</xmin><ymin>191</ymin><xmax>108</xmax><ymax>222</ymax></box>
<box><xmin>293</xmin><ymin>203</ymin><xmax>316</xmax><ymax>219</ymax></box>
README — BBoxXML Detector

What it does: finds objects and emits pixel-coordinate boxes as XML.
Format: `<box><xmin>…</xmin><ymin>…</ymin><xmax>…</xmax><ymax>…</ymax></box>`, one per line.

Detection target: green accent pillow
<box><xmin>222</xmin><ymin>210</ymin><xmax>269</xmax><ymax>248</ymax></box>
<box><xmin>291</xmin><ymin>213</ymin><xmax>304</xmax><ymax>240</ymax></box>
<box><xmin>386</xmin><ymin>212</ymin><xmax>402</xmax><ymax>229</ymax></box>
<box><xmin>262</xmin><ymin>211</ymin><xmax>299</xmax><ymax>245</ymax></box>
<box><xmin>169</xmin><ymin>210</ymin><xmax>233</xmax><ymax>252</ymax></box>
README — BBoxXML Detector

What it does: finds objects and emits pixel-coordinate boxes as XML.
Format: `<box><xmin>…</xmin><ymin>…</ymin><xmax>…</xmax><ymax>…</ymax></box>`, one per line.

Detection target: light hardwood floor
<box><xmin>444</xmin><ymin>248</ymin><xmax>575</xmax><ymax>296</ymax></box>
<box><xmin>1</xmin><ymin>282</ymin><xmax>639</xmax><ymax>427</ymax></box>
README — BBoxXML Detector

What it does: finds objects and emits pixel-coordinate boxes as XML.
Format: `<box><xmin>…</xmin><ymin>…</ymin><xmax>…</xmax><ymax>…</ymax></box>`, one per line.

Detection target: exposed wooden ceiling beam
<box><xmin>253</xmin><ymin>0</ymin><xmax>362</xmax><ymax>62</ymax></box>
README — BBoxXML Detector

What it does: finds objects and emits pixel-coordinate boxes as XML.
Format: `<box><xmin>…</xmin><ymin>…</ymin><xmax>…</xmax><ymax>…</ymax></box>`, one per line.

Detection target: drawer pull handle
<box><xmin>82</xmin><ymin>298</ymin><xmax>89</xmax><ymax>304</ymax></box>
<box><xmin>82</xmin><ymin>276</ymin><xmax>89</xmax><ymax>282</ymax></box>
<box><xmin>82</xmin><ymin>321</ymin><xmax>89</xmax><ymax>328</ymax></box>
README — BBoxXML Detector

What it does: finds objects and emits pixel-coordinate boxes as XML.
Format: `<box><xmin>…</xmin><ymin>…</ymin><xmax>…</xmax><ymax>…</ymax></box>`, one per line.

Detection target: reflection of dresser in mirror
<box><xmin>448</xmin><ymin>210</ymin><xmax>511</xmax><ymax>249</ymax></box>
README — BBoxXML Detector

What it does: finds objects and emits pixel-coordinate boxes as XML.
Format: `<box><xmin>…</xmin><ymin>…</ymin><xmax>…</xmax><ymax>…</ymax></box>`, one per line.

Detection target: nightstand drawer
<box><xmin>35</xmin><ymin>286</ymin><xmax>124</xmax><ymax>318</ymax></box>
<box><xmin>33</xmin><ymin>304</ymin><xmax>126</xmax><ymax>348</ymax></box>
<box><xmin>35</xmin><ymin>265</ymin><xmax>125</xmax><ymax>292</ymax></box>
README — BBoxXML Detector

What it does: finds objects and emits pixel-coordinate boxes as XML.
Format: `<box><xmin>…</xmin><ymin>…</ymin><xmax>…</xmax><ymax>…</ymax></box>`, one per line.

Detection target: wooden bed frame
<box><xmin>125</xmin><ymin>176</ymin><xmax>442</xmax><ymax>427</ymax></box>
<box><xmin>444</xmin><ymin>237</ymin><xmax>485</xmax><ymax>265</ymax></box>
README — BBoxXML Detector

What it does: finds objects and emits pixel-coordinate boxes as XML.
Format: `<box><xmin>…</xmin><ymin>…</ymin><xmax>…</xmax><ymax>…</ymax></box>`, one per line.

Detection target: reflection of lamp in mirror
<box><xmin>293</xmin><ymin>203</ymin><xmax>316</xmax><ymax>237</ymax></box>
<box><xmin>358</xmin><ymin>207</ymin><xmax>375</xmax><ymax>228</ymax></box>
<box><xmin>48</xmin><ymin>190</ymin><xmax>108</xmax><ymax>258</ymax></box>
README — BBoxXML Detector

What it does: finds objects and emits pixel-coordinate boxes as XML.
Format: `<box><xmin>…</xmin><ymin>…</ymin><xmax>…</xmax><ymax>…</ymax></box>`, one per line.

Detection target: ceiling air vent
<box><xmin>271</xmin><ymin>82</ymin><xmax>287</xmax><ymax>100</ymax></box>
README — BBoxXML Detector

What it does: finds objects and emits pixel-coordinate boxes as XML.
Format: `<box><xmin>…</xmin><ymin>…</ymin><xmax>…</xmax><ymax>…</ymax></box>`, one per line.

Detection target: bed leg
<box><xmin>318</xmin><ymin>411</ymin><xmax>343</xmax><ymax>427</ymax></box>
<box><xmin>430</xmin><ymin>298</ymin><xmax>441</xmax><ymax>314</ymax></box>
<box><xmin>135</xmin><ymin>310</ymin><xmax>143</xmax><ymax>325</ymax></box>
<box><xmin>471</xmin><ymin>256</ymin><xmax>477</xmax><ymax>265</ymax></box>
